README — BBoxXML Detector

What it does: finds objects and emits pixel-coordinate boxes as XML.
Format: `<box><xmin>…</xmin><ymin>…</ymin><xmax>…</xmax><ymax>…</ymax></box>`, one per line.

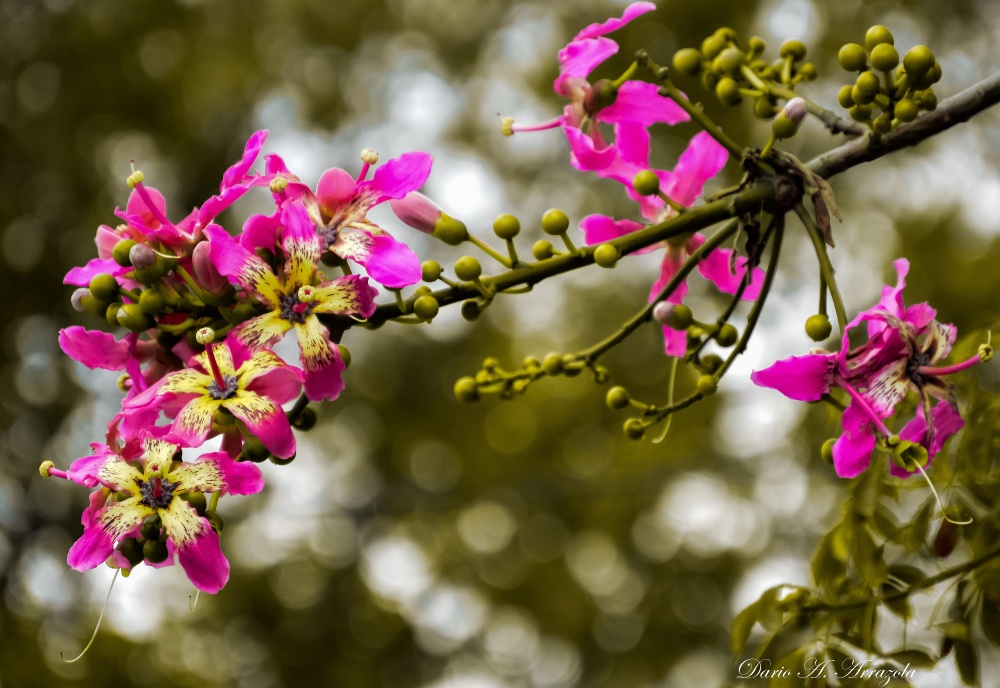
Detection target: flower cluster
<box><xmin>45</xmin><ymin>131</ymin><xmax>432</xmax><ymax>592</ymax></box>
<box><xmin>752</xmin><ymin>259</ymin><xmax>991</xmax><ymax>478</ymax></box>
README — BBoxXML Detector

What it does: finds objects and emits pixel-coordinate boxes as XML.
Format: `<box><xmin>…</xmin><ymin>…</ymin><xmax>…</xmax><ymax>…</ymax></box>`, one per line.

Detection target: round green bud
<box><xmin>542</xmin><ymin>353</ymin><xmax>564</xmax><ymax>375</ymax></box>
<box><xmin>837</xmin><ymin>85</ymin><xmax>855</xmax><ymax>108</ymax></box>
<box><xmin>413</xmin><ymin>294</ymin><xmax>440</xmax><ymax>320</ymax></box>
<box><xmin>88</xmin><ymin>274</ymin><xmax>119</xmax><ymax>302</ymax></box>
<box><xmin>699</xmin><ymin>70</ymin><xmax>719</xmax><ymax>91</ymax></box>
<box><xmin>696</xmin><ymin>375</ymin><xmax>719</xmax><ymax>395</ymax></box>
<box><xmin>433</xmin><ymin>214</ymin><xmax>469</xmax><ymax>245</ymax></box>
<box><xmin>240</xmin><ymin>436</ymin><xmax>271</xmax><ymax>463</ymax></box>
<box><xmin>855</xmin><ymin>70</ymin><xmax>881</xmax><ymax>97</ymax></box>
<box><xmin>105</xmin><ymin>301</ymin><xmax>123</xmax><ymax>326</ymax></box>
<box><xmin>117</xmin><ymin>537</ymin><xmax>144</xmax><ymax>568</ymax></box>
<box><xmin>865</xmin><ymin>25</ymin><xmax>894</xmax><ymax>50</ymax></box>
<box><xmin>143</xmin><ymin>539</ymin><xmax>169</xmax><ymax>564</ymax></box>
<box><xmin>421</xmin><ymin>260</ymin><xmax>443</xmax><ymax>282</ymax></box>
<box><xmin>138</xmin><ymin>288</ymin><xmax>165</xmax><ymax>315</ymax></box>
<box><xmin>779</xmin><ymin>39</ymin><xmax>807</xmax><ymax>61</ymax></box>
<box><xmin>133</xmin><ymin>262</ymin><xmax>166</xmax><ymax>285</ymax></box>
<box><xmin>920</xmin><ymin>91</ymin><xmax>938</xmax><ymax>111</ymax></box>
<box><xmin>181</xmin><ymin>492</ymin><xmax>207</xmax><ymax>515</ymax></box>
<box><xmin>672</xmin><ymin>48</ymin><xmax>703</xmax><ymax>76</ymax></box>
<box><xmin>753</xmin><ymin>97</ymin><xmax>778</xmax><ymax>120</ymax></box>
<box><xmin>715</xmin><ymin>323</ymin><xmax>738</xmax><ymax>347</ymax></box>
<box><xmin>593</xmin><ymin>366</ymin><xmax>610</xmax><ymax>385</ymax></box>
<box><xmin>930</xmin><ymin>61</ymin><xmax>942</xmax><ymax>84</ymax></box>
<box><xmin>523</xmin><ymin>356</ymin><xmax>541</xmax><ymax>370</ymax></box>
<box><xmin>771</xmin><ymin>114</ymin><xmax>799</xmax><ymax>139</ymax></box>
<box><xmin>797</xmin><ymin>62</ymin><xmax>818</xmax><ymax>80</ymax></box>
<box><xmin>715</xmin><ymin>76</ymin><xmax>742</xmax><ymax>106</ymax></box>
<box><xmin>623</xmin><ymin>418</ymin><xmax>645</xmax><ymax>441</ymax></box>
<box><xmin>80</xmin><ymin>294</ymin><xmax>107</xmax><ymax>318</ymax></box>
<box><xmin>606</xmin><ymin>386</ymin><xmax>630</xmax><ymax>410</ymax></box>
<box><xmin>748</xmin><ymin>36</ymin><xmax>766</xmax><ymax>55</ymax></box>
<box><xmin>231</xmin><ymin>303</ymin><xmax>257</xmax><ymax>323</ymax></box>
<box><xmin>493</xmin><ymin>213</ymin><xmax>521</xmax><ymax>239</ymax></box>
<box><xmin>269</xmin><ymin>452</ymin><xmax>296</xmax><ymax>466</ymax></box>
<box><xmin>851</xmin><ymin>85</ymin><xmax>873</xmax><ymax>106</ymax></box>
<box><xmin>454</xmin><ymin>376</ymin><xmax>479</xmax><ymax>403</ymax></box>
<box><xmin>562</xmin><ymin>354</ymin><xmax>581</xmax><ymax>377</ymax></box>
<box><xmin>482</xmin><ymin>357</ymin><xmax>500</xmax><ymax>372</ymax></box>
<box><xmin>849</xmin><ymin>104</ymin><xmax>873</xmax><ymax>122</ymax></box>
<box><xmin>872</xmin><ymin>114</ymin><xmax>893</xmax><ymax>134</ymax></box>
<box><xmin>903</xmin><ymin>45</ymin><xmax>934</xmax><ymax>76</ymax></box>
<box><xmin>712</xmin><ymin>47</ymin><xmax>744</xmax><ymax>76</ymax></box>
<box><xmin>214</xmin><ymin>407</ymin><xmax>236</xmax><ymax>428</ymax></box>
<box><xmin>541</xmin><ymin>208</ymin><xmax>570</xmax><ymax>235</ymax></box>
<box><xmin>632</xmin><ymin>169</ymin><xmax>660</xmax><ymax>196</ymax></box>
<box><xmin>454</xmin><ymin>256</ymin><xmax>482</xmax><ymax>281</ymax></box>
<box><xmin>593</xmin><ymin>243</ymin><xmax>620</xmax><ymax>268</ymax></box>
<box><xmin>532</xmin><ymin>240</ymin><xmax>554</xmax><ymax>261</ymax></box>
<box><xmin>837</xmin><ymin>43</ymin><xmax>868</xmax><ymax>72</ymax></box>
<box><xmin>653</xmin><ymin>302</ymin><xmax>693</xmax><ymax>329</ymax></box>
<box><xmin>699</xmin><ymin>353</ymin><xmax>723</xmax><ymax>374</ymax></box>
<box><xmin>338</xmin><ymin>345</ymin><xmax>351</xmax><ymax>368</ymax></box>
<box><xmin>869</xmin><ymin>43</ymin><xmax>899</xmax><ymax>72</ymax></box>
<box><xmin>207</xmin><ymin>512</ymin><xmax>224</xmax><ymax>534</ymax></box>
<box><xmin>140</xmin><ymin>514</ymin><xmax>162</xmax><ymax>541</ymax></box>
<box><xmin>413</xmin><ymin>285</ymin><xmax>432</xmax><ymax>297</ymax></box>
<box><xmin>117</xmin><ymin>303</ymin><xmax>153</xmax><ymax>332</ymax></box>
<box><xmin>112</xmin><ymin>239</ymin><xmax>137</xmax><ymax>267</ymax></box>
<box><xmin>700</xmin><ymin>34</ymin><xmax>727</xmax><ymax>60</ymax></box>
<box><xmin>460</xmin><ymin>300</ymin><xmax>481</xmax><ymax>321</ymax></box>
<box><xmin>714</xmin><ymin>27</ymin><xmax>738</xmax><ymax>43</ymax></box>
<box><xmin>292</xmin><ymin>406</ymin><xmax>318</xmax><ymax>431</ymax></box>
<box><xmin>805</xmin><ymin>313</ymin><xmax>832</xmax><ymax>341</ymax></box>
<box><xmin>820</xmin><ymin>438</ymin><xmax>836</xmax><ymax>465</ymax></box>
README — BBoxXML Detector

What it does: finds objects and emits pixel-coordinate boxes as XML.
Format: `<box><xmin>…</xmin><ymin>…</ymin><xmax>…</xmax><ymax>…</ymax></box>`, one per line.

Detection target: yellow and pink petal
<box><xmin>161</xmin><ymin>498</ymin><xmax>229</xmax><ymax>594</ymax></box>
<box><xmin>222</xmin><ymin>392</ymin><xmax>296</xmax><ymax>458</ymax></box>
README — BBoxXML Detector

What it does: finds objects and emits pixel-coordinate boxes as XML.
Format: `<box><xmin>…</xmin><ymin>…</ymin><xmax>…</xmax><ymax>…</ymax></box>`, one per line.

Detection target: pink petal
<box><xmin>555</xmin><ymin>37</ymin><xmax>619</xmax><ymax>91</ymax></box>
<box><xmin>65</xmin><ymin>444</ymin><xmax>118</xmax><ymax>488</ymax></box>
<box><xmin>598</xmin><ymin>80</ymin><xmax>688</xmax><ymax>127</ymax></box>
<box><xmin>227</xmin><ymin>397</ymin><xmax>296</xmax><ymax>459</ymax></box>
<box><xmin>302</xmin><ymin>343</ymin><xmax>346</xmax><ymax>403</ymax></box>
<box><xmin>366</xmin><ymin>152</ymin><xmax>434</xmax><ymax>206</ymax></box>
<box><xmin>698</xmin><ymin>248</ymin><xmax>765</xmax><ymax>300</ymax></box>
<box><xmin>176</xmin><ymin>525</ymin><xmax>230</xmax><ymax>594</ymax></box>
<box><xmin>661</xmin><ymin>325</ymin><xmax>687</xmax><ymax>357</ymax></box>
<box><xmin>316</xmin><ymin>167</ymin><xmax>358</xmax><ymax>208</ymax></box>
<box><xmin>59</xmin><ymin>327</ymin><xmax>132</xmax><ymax>371</ymax></box>
<box><xmin>750</xmin><ymin>354</ymin><xmax>836</xmax><ymax>401</ymax></box>
<box><xmin>240</xmin><ymin>211</ymin><xmax>282</xmax><ymax>251</ymax></box>
<box><xmin>358</xmin><ymin>233</ymin><xmax>421</xmax><ymax>288</ymax></box>
<box><xmin>563</xmin><ymin>121</ymin><xmax>617</xmax><ymax>171</ymax></box>
<box><xmin>580</xmin><ymin>215</ymin><xmax>643</xmax><ymax>246</ymax></box>
<box><xmin>832</xmin><ymin>401</ymin><xmax>876</xmax><ymax>478</ymax></box>
<box><xmin>573</xmin><ymin>2</ymin><xmax>656</xmax><ymax>41</ymax></box>
<box><xmin>221</xmin><ymin>130</ymin><xmax>267</xmax><ymax>189</ymax></box>
<box><xmin>64</xmin><ymin>258</ymin><xmax>129</xmax><ymax>287</ymax></box>
<box><xmin>663</xmin><ymin>131</ymin><xmax>728</xmax><ymax>207</ymax></box>
<box><xmin>67</xmin><ymin>511</ymin><xmax>115</xmax><ymax>570</ymax></box>
<box><xmin>194</xmin><ymin>451</ymin><xmax>265</xmax><ymax>496</ymax></box>
<box><xmin>893</xmin><ymin>401</ymin><xmax>964</xmax><ymax>478</ymax></box>
<box><xmin>246</xmin><ymin>364</ymin><xmax>304</xmax><ymax>406</ymax></box>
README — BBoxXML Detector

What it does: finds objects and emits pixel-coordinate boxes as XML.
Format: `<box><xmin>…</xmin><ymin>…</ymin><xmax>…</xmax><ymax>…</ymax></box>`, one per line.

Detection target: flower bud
<box><xmin>454</xmin><ymin>376</ymin><xmax>479</xmax><ymax>403</ymax></box>
<box><xmin>389</xmin><ymin>191</ymin><xmax>444</xmax><ymax>234</ymax></box>
<box><xmin>493</xmin><ymin>214</ymin><xmax>521</xmax><ymax>240</ymax></box>
<box><xmin>805</xmin><ymin>314</ymin><xmax>832</xmax><ymax>341</ymax></box>
<box><xmin>632</xmin><ymin>170</ymin><xmax>660</xmax><ymax>196</ymax></box>
<box><xmin>779</xmin><ymin>39</ymin><xmax>807</xmax><ymax>61</ymax></box>
<box><xmin>652</xmin><ymin>302</ymin><xmax>693</xmax><ymax>329</ymax></box>
<box><xmin>606</xmin><ymin>386</ymin><xmax>630</xmax><ymax>410</ymax></box>
<box><xmin>771</xmin><ymin>97</ymin><xmax>806</xmax><ymax>139</ymax></box>
<box><xmin>89</xmin><ymin>274</ymin><xmax>119</xmax><ymax>302</ymax></box>
<box><xmin>838</xmin><ymin>43</ymin><xmax>867</xmax><ymax>71</ymax></box>
<box><xmin>112</xmin><ymin>239</ymin><xmax>137</xmax><ymax>267</ymax></box>
<box><xmin>413</xmin><ymin>294</ymin><xmax>440</xmax><ymax>320</ymax></box>
<box><xmin>532</xmin><ymin>241</ymin><xmax>554</xmax><ymax>260</ymax></box>
<box><xmin>541</xmin><ymin>209</ymin><xmax>570</xmax><ymax>236</ymax></box>
<box><xmin>454</xmin><ymin>256</ymin><xmax>482</xmax><ymax>281</ymax></box>
<box><xmin>71</xmin><ymin>287</ymin><xmax>90</xmax><ymax>312</ymax></box>
<box><xmin>672</xmin><ymin>48</ymin><xmax>703</xmax><ymax>76</ymax></box>
<box><xmin>593</xmin><ymin>243</ymin><xmax>619</xmax><ymax>268</ymax></box>
<box><xmin>129</xmin><ymin>243</ymin><xmax>157</xmax><ymax>270</ymax></box>
<box><xmin>192</xmin><ymin>241</ymin><xmax>228</xmax><ymax>294</ymax></box>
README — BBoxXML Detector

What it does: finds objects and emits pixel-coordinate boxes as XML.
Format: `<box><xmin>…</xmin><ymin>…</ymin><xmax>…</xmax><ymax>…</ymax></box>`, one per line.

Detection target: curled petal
<box><xmin>312</xmin><ymin>274</ymin><xmax>377</xmax><ymax>319</ymax></box>
<box><xmin>223</xmin><ymin>393</ymin><xmax>295</xmax><ymax>458</ymax></box>
<box><xmin>204</xmin><ymin>224</ymin><xmax>282</xmax><ymax>307</ymax></box>
<box><xmin>598</xmin><ymin>81</ymin><xmax>688</xmax><ymax>127</ymax></box>
<box><xmin>366</xmin><ymin>152</ymin><xmax>433</xmax><ymax>206</ymax></box>
<box><xmin>162</xmin><ymin>499</ymin><xmax>229</xmax><ymax>594</ymax></box>
<box><xmin>240</xmin><ymin>211</ymin><xmax>282</xmax><ymax>251</ymax></box>
<box><xmin>750</xmin><ymin>354</ymin><xmax>836</xmax><ymax>401</ymax></box>
<box><xmin>59</xmin><ymin>327</ymin><xmax>132</xmax><ymax>371</ymax></box>
<box><xmin>221</xmin><ymin>130</ymin><xmax>267</xmax><ymax>190</ymax></box>
<box><xmin>64</xmin><ymin>258</ymin><xmax>128</xmax><ymax>287</ymax></box>
<box><xmin>663</xmin><ymin>131</ymin><xmax>728</xmax><ymax>207</ymax></box>
<box><xmin>893</xmin><ymin>401</ymin><xmax>965</xmax><ymax>478</ymax></box>
<box><xmin>563</xmin><ymin>120</ymin><xmax>617</xmax><ymax>171</ymax></box>
<box><xmin>172</xmin><ymin>451</ymin><xmax>264</xmax><ymax>496</ymax></box>
<box><xmin>316</xmin><ymin>167</ymin><xmax>359</xmax><ymax>210</ymax></box>
<box><xmin>68</xmin><ymin>497</ymin><xmax>149</xmax><ymax>571</ymax></box>
<box><xmin>573</xmin><ymin>1</ymin><xmax>656</xmax><ymax>41</ymax></box>
<box><xmin>698</xmin><ymin>248</ymin><xmax>765</xmax><ymax>301</ymax></box>
<box><xmin>832</xmin><ymin>401</ymin><xmax>876</xmax><ymax>478</ymax></box>
<box><xmin>354</xmin><ymin>232</ymin><xmax>421</xmax><ymax>289</ymax></box>
<box><xmin>294</xmin><ymin>318</ymin><xmax>345</xmax><ymax>402</ymax></box>
<box><xmin>555</xmin><ymin>37</ymin><xmax>619</xmax><ymax>92</ymax></box>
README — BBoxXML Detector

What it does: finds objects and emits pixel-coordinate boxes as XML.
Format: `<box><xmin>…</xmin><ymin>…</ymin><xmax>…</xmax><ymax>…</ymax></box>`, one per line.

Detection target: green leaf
<box><xmin>731</xmin><ymin>601</ymin><xmax>760</xmax><ymax>657</ymax></box>
<box><xmin>883</xmin><ymin>593</ymin><xmax>912</xmax><ymax>620</ymax></box>
<box><xmin>852</xmin><ymin>466</ymin><xmax>881</xmax><ymax>519</ymax></box>
<box><xmin>954</xmin><ymin>639</ymin><xmax>979</xmax><ymax>685</ymax></box>
<box><xmin>888</xmin><ymin>649</ymin><xmax>937</xmax><ymax>669</ymax></box>
<box><xmin>887</xmin><ymin>564</ymin><xmax>926</xmax><ymax>587</ymax></box>
<box><xmin>872</xmin><ymin>505</ymin><xmax>899</xmax><ymax>540</ymax></box>
<box><xmin>851</xmin><ymin>520</ymin><xmax>887</xmax><ymax>587</ymax></box>
<box><xmin>769</xmin><ymin>648</ymin><xmax>807</xmax><ymax>688</ymax></box>
<box><xmin>981</xmin><ymin>595</ymin><xmax>1000</xmax><ymax>648</ymax></box>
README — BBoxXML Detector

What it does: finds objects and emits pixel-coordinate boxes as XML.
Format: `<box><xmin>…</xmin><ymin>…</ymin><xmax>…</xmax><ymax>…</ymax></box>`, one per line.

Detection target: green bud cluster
<box><xmin>836</xmin><ymin>27</ymin><xmax>941</xmax><ymax>133</ymax></box>
<box><xmin>453</xmin><ymin>353</ymin><xmax>609</xmax><ymax>403</ymax></box>
<box><xmin>672</xmin><ymin>29</ymin><xmax>817</xmax><ymax>118</ymax></box>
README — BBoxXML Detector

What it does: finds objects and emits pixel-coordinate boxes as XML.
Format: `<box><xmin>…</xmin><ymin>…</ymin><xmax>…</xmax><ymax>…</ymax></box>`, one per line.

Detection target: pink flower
<box><xmin>751</xmin><ymin>259</ymin><xmax>989</xmax><ymax>478</ymax></box>
<box><xmin>503</xmin><ymin>2</ymin><xmax>688</xmax><ymax>172</ymax></box>
<box><xmin>242</xmin><ymin>151</ymin><xmax>429</xmax><ymax>289</ymax></box>
<box><xmin>207</xmin><ymin>204</ymin><xmax>377</xmax><ymax>402</ymax></box>
<box><xmin>580</xmin><ymin>131</ymin><xmax>764</xmax><ymax>356</ymax></box>
<box><xmin>48</xmin><ymin>434</ymin><xmax>264</xmax><ymax>594</ymax></box>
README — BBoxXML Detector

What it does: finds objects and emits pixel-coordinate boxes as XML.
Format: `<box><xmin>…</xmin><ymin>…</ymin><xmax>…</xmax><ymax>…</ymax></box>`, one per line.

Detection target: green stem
<box><xmin>763</xmin><ymin>80</ymin><xmax>865</xmax><ymax>137</ymax></box>
<box><xmin>468</xmin><ymin>235</ymin><xmax>513</xmax><ymax>268</ymax></box>
<box><xmin>286</xmin><ymin>393</ymin><xmax>309</xmax><ymax>423</ymax></box>
<box><xmin>611</xmin><ymin>61</ymin><xmax>640</xmax><ymax>89</ymax></box>
<box><xmin>796</xmin><ymin>203</ymin><xmax>847</xmax><ymax>332</ymax></box>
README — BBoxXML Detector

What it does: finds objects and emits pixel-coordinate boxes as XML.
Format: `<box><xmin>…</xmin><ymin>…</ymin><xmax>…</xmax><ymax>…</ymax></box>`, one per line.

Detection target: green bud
<box><xmin>117</xmin><ymin>537</ymin><xmax>144</xmax><ymax>568</ymax></box>
<box><xmin>715</xmin><ymin>76</ymin><xmax>742</xmax><ymax>106</ymax></box>
<box><xmin>105</xmin><ymin>301</ymin><xmax>123</xmax><ymax>326</ymax></box>
<box><xmin>851</xmin><ymin>85</ymin><xmax>873</xmax><ymax>106</ymax></box>
<box><xmin>855</xmin><ymin>70</ymin><xmax>881</xmax><ymax>97</ymax></box>
<box><xmin>653</xmin><ymin>302</ymin><xmax>693</xmax><ymax>329</ymax></box>
<box><xmin>865</xmin><ymin>25</ymin><xmax>894</xmax><ymax>50</ymax></box>
<box><xmin>700</xmin><ymin>34</ymin><xmax>727</xmax><ymax>60</ymax></box>
<box><xmin>460</xmin><ymin>300</ymin><xmax>481</xmax><ymax>321</ymax></box>
<box><xmin>779</xmin><ymin>39</ymin><xmax>807</xmax><ymax>61</ymax></box>
<box><xmin>748</xmin><ymin>36</ymin><xmax>766</xmax><ymax>55</ymax></box>
<box><xmin>623</xmin><ymin>418</ymin><xmax>645</xmax><ymax>440</ymax></box>
<box><xmin>837</xmin><ymin>43</ymin><xmax>868</xmax><ymax>72</ymax></box>
<box><xmin>493</xmin><ymin>213</ymin><xmax>521</xmax><ymax>239</ymax></box>
<box><xmin>561</xmin><ymin>354</ymin><xmax>581</xmax><ymax>377</ymax></box>
<box><xmin>797</xmin><ymin>62</ymin><xmax>818</xmax><ymax>80</ymax></box>
<box><xmin>138</xmin><ymin>288</ymin><xmax>165</xmax><ymax>315</ymax></box>
<box><xmin>454</xmin><ymin>256</ymin><xmax>482</xmax><ymax>281</ymax></box>
<box><xmin>930</xmin><ymin>61</ymin><xmax>942</xmax><ymax>84</ymax></box>
<box><xmin>522</xmin><ymin>356</ymin><xmax>541</xmax><ymax>370</ymax></box>
<box><xmin>181</xmin><ymin>492</ymin><xmax>207</xmax><ymax>515</ymax></box>
<box><xmin>849</xmin><ymin>104</ymin><xmax>873</xmax><ymax>122</ymax></box>
<box><xmin>413</xmin><ymin>294</ymin><xmax>440</xmax><ymax>320</ymax></box>
<box><xmin>903</xmin><ymin>45</ymin><xmax>934</xmax><ymax>77</ymax></box>
<box><xmin>820</xmin><ymin>438</ymin><xmax>836</xmax><ymax>465</ymax></box>
<box><xmin>804</xmin><ymin>314</ymin><xmax>832</xmax><ymax>341</ymax></box>
<box><xmin>117</xmin><ymin>303</ymin><xmax>153</xmax><ymax>332</ymax></box>
<box><xmin>133</xmin><ymin>262</ymin><xmax>166</xmax><ymax>285</ymax></box>
<box><xmin>112</xmin><ymin>239</ymin><xmax>137</xmax><ymax>267</ymax></box>
<box><xmin>712</xmin><ymin>47</ymin><xmax>744</xmax><ymax>75</ymax></box>
<box><xmin>920</xmin><ymin>91</ymin><xmax>937</xmax><ymax>111</ymax></box>
<box><xmin>870</xmin><ymin>43</ymin><xmax>899</xmax><ymax>72</ymax></box>
<box><xmin>593</xmin><ymin>243</ymin><xmax>619</xmax><ymax>268</ymax></box>
<box><xmin>79</xmin><ymin>294</ymin><xmax>106</xmax><ymax>318</ymax></box>
<box><xmin>872</xmin><ymin>114</ymin><xmax>892</xmax><ymax>134</ymax></box>
<box><xmin>837</xmin><ymin>85</ymin><xmax>855</xmax><ymax>108</ymax></box>
<box><xmin>771</xmin><ymin>113</ymin><xmax>799</xmax><ymax>139</ymax></box>
<box><xmin>672</xmin><ymin>48</ymin><xmax>703</xmax><ymax>76</ymax></box>
<box><xmin>890</xmin><ymin>439</ymin><xmax>929</xmax><ymax>472</ymax></box>
<box><xmin>540</xmin><ymin>208</ymin><xmax>570</xmax><ymax>235</ymax></box>
<box><xmin>699</xmin><ymin>354</ymin><xmax>723</xmax><ymax>374</ymax></box>
<box><xmin>432</xmin><ymin>213</ymin><xmax>469</xmax><ymax>245</ymax></box>
<box><xmin>339</xmin><ymin>345</ymin><xmax>351</xmax><ymax>368</ymax></box>
<box><xmin>240</xmin><ymin>436</ymin><xmax>271</xmax><ymax>463</ymax></box>
<box><xmin>632</xmin><ymin>169</ymin><xmax>660</xmax><ymax>196</ymax></box>
<box><xmin>89</xmin><ymin>274</ymin><xmax>119</xmax><ymax>302</ymax></box>
<box><xmin>542</xmin><ymin>353</ymin><xmax>564</xmax><ymax>375</ymax></box>
<box><xmin>269</xmin><ymin>452</ymin><xmax>296</xmax><ymax>466</ymax></box>
<box><xmin>532</xmin><ymin>240</ymin><xmax>554</xmax><ymax>261</ymax></box>
<box><xmin>207</xmin><ymin>512</ymin><xmax>224</xmax><ymax>534</ymax></box>
<box><xmin>143</xmin><ymin>539</ymin><xmax>169</xmax><ymax>564</ymax></box>
<box><xmin>292</xmin><ymin>406</ymin><xmax>318</xmax><ymax>431</ymax></box>
<box><xmin>715</xmin><ymin>323</ymin><xmax>738</xmax><ymax>347</ymax></box>
<box><xmin>413</xmin><ymin>285</ymin><xmax>432</xmax><ymax>296</ymax></box>
<box><xmin>714</xmin><ymin>27</ymin><xmax>738</xmax><ymax>43</ymax></box>
<box><xmin>140</xmin><ymin>514</ymin><xmax>162</xmax><ymax>541</ymax></box>
<box><xmin>696</xmin><ymin>375</ymin><xmax>719</xmax><ymax>395</ymax></box>
<box><xmin>606</xmin><ymin>386</ymin><xmax>630</xmax><ymax>410</ymax></box>
<box><xmin>421</xmin><ymin>260</ymin><xmax>443</xmax><ymax>282</ymax></box>
<box><xmin>454</xmin><ymin>376</ymin><xmax>479</xmax><ymax>403</ymax></box>
<box><xmin>699</xmin><ymin>70</ymin><xmax>719</xmax><ymax>91</ymax></box>
<box><xmin>753</xmin><ymin>97</ymin><xmax>778</xmax><ymax>120</ymax></box>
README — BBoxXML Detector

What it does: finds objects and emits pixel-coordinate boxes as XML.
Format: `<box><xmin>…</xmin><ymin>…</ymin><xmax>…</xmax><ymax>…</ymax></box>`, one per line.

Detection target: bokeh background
<box><xmin>2</xmin><ymin>0</ymin><xmax>1000</xmax><ymax>686</ymax></box>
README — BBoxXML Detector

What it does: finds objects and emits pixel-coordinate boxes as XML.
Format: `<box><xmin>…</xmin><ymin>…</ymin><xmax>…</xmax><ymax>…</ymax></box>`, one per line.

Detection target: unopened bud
<box><xmin>129</xmin><ymin>243</ymin><xmax>157</xmax><ymax>269</ymax></box>
<box><xmin>192</xmin><ymin>241</ymin><xmax>227</xmax><ymax>294</ymax></box>
<box><xmin>772</xmin><ymin>97</ymin><xmax>807</xmax><ymax>139</ymax></box>
<box><xmin>71</xmin><ymin>288</ymin><xmax>90</xmax><ymax>312</ymax></box>
<box><xmin>783</xmin><ymin>97</ymin><xmax>807</xmax><ymax>123</ymax></box>
<box><xmin>652</xmin><ymin>302</ymin><xmax>693</xmax><ymax>329</ymax></box>
<box><xmin>388</xmin><ymin>191</ymin><xmax>442</xmax><ymax>234</ymax></box>
<box><xmin>360</xmin><ymin>148</ymin><xmax>379</xmax><ymax>165</ymax></box>
<box><xmin>196</xmin><ymin>327</ymin><xmax>216</xmax><ymax>345</ymax></box>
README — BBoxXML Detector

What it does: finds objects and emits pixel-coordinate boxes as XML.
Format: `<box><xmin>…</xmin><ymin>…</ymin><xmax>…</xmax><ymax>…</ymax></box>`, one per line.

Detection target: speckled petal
<box><xmin>170</xmin><ymin>396</ymin><xmax>221</xmax><ymax>448</ymax></box>
<box><xmin>233</xmin><ymin>311</ymin><xmax>291</xmax><ymax>354</ymax></box>
<box><xmin>312</xmin><ymin>274</ymin><xmax>377</xmax><ymax>318</ymax></box>
<box><xmin>161</xmin><ymin>498</ymin><xmax>229</xmax><ymax>593</ymax></box>
<box><xmin>223</xmin><ymin>393</ymin><xmax>296</xmax><ymax>458</ymax></box>
<box><xmin>204</xmin><ymin>224</ymin><xmax>282</xmax><ymax>307</ymax></box>
<box><xmin>68</xmin><ymin>497</ymin><xmax>149</xmax><ymax>571</ymax></box>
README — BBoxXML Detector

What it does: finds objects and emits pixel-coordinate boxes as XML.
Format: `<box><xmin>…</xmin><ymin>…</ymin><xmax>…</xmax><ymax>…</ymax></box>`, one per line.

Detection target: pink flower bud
<box><xmin>192</xmin><ymin>241</ymin><xmax>228</xmax><ymax>294</ymax></box>
<box><xmin>71</xmin><ymin>288</ymin><xmax>90</xmax><ymax>312</ymax></box>
<box><xmin>389</xmin><ymin>191</ymin><xmax>443</xmax><ymax>234</ymax></box>
<box><xmin>129</xmin><ymin>243</ymin><xmax>156</xmax><ymax>269</ymax></box>
<box><xmin>783</xmin><ymin>97</ymin><xmax>807</xmax><ymax>124</ymax></box>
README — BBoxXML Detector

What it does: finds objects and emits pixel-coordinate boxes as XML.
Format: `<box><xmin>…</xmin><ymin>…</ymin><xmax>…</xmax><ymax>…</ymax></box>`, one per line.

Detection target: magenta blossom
<box><xmin>45</xmin><ymin>434</ymin><xmax>263</xmax><ymax>593</ymax></box>
<box><xmin>503</xmin><ymin>2</ymin><xmax>688</xmax><ymax>172</ymax></box>
<box><xmin>241</xmin><ymin>151</ymin><xmax>429</xmax><ymax>289</ymax></box>
<box><xmin>751</xmin><ymin>259</ymin><xmax>990</xmax><ymax>478</ymax></box>
<box><xmin>580</xmin><ymin>130</ymin><xmax>765</xmax><ymax>356</ymax></box>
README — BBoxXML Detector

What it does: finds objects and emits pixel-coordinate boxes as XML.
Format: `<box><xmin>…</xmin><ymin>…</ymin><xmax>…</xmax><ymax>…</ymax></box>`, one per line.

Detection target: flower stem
<box><xmin>796</xmin><ymin>203</ymin><xmax>847</xmax><ymax>332</ymax></box>
<box><xmin>468</xmin><ymin>235</ymin><xmax>513</xmax><ymax>268</ymax></box>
